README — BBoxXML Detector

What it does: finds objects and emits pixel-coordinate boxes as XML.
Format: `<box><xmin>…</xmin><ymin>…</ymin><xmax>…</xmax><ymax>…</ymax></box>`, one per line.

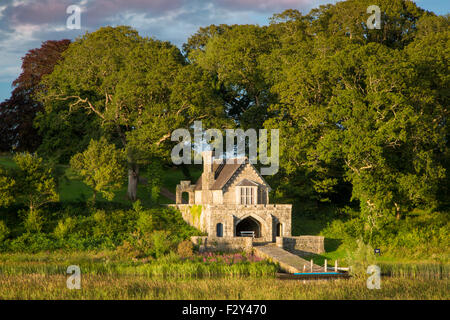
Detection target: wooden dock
<box><xmin>276</xmin><ymin>272</ymin><xmax>350</xmax><ymax>280</ymax></box>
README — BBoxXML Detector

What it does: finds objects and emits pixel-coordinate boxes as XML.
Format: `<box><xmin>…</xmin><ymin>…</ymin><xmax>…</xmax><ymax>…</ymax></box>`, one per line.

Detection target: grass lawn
<box><xmin>59</xmin><ymin>164</ymin><xmax>164</xmax><ymax>207</ymax></box>
<box><xmin>0</xmin><ymin>155</ymin><xmax>16</xmax><ymax>169</ymax></box>
<box><xmin>0</xmin><ymin>155</ymin><xmax>200</xmax><ymax>207</ymax></box>
<box><xmin>161</xmin><ymin>166</ymin><xmax>202</xmax><ymax>194</ymax></box>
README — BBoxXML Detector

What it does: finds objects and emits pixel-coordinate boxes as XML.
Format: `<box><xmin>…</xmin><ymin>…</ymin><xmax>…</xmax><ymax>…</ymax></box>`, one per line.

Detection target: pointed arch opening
<box><xmin>236</xmin><ymin>216</ymin><xmax>261</xmax><ymax>238</ymax></box>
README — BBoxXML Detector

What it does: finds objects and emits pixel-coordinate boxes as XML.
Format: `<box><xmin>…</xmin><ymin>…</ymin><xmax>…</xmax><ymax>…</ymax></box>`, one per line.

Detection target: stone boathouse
<box><xmin>172</xmin><ymin>151</ymin><xmax>292</xmax><ymax>242</ymax></box>
<box><xmin>170</xmin><ymin>151</ymin><xmax>324</xmax><ymax>255</ymax></box>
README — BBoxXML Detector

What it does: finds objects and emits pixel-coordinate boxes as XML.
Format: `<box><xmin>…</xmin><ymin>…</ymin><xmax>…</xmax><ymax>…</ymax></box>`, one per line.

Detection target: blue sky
<box><xmin>0</xmin><ymin>0</ymin><xmax>448</xmax><ymax>102</ymax></box>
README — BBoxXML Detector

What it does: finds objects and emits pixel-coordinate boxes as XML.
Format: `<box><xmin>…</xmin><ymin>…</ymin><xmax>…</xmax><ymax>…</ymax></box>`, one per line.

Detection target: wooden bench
<box><xmin>239</xmin><ymin>231</ymin><xmax>255</xmax><ymax>238</ymax></box>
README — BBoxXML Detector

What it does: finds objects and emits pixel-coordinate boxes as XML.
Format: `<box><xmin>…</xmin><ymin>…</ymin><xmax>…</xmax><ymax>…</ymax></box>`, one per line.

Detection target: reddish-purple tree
<box><xmin>0</xmin><ymin>39</ymin><xmax>71</xmax><ymax>151</ymax></box>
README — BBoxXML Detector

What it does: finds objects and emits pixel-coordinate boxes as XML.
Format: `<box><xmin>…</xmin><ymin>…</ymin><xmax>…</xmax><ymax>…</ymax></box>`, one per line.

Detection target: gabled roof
<box><xmin>194</xmin><ymin>158</ymin><xmax>271</xmax><ymax>191</ymax></box>
<box><xmin>235</xmin><ymin>178</ymin><xmax>260</xmax><ymax>187</ymax></box>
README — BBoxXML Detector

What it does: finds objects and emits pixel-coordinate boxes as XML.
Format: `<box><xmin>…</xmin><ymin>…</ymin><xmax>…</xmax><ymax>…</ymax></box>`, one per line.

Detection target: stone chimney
<box><xmin>202</xmin><ymin>150</ymin><xmax>214</xmax><ymax>174</ymax></box>
<box><xmin>202</xmin><ymin>150</ymin><xmax>214</xmax><ymax>191</ymax></box>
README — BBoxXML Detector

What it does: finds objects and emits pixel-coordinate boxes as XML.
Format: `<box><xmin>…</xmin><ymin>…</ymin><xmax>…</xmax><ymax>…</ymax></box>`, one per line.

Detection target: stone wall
<box><xmin>276</xmin><ymin>236</ymin><xmax>325</xmax><ymax>255</ymax></box>
<box><xmin>170</xmin><ymin>204</ymin><xmax>206</xmax><ymax>232</ymax></box>
<box><xmin>191</xmin><ymin>236</ymin><xmax>253</xmax><ymax>253</ymax></box>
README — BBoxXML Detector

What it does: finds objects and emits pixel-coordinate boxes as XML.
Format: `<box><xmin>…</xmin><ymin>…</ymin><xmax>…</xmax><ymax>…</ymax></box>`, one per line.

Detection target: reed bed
<box><xmin>0</xmin><ymin>253</ymin><xmax>448</xmax><ymax>299</ymax></box>
<box><xmin>379</xmin><ymin>262</ymin><xmax>450</xmax><ymax>280</ymax></box>
<box><xmin>116</xmin><ymin>260</ymin><xmax>276</xmax><ymax>278</ymax></box>
<box><xmin>0</xmin><ymin>252</ymin><xmax>277</xmax><ymax>278</ymax></box>
<box><xmin>0</xmin><ymin>274</ymin><xmax>447</xmax><ymax>300</ymax></box>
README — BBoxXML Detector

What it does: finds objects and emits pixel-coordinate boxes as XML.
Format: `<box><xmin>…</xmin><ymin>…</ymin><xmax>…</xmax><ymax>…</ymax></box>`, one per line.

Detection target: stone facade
<box><xmin>174</xmin><ymin>203</ymin><xmax>292</xmax><ymax>242</ymax></box>
<box><xmin>172</xmin><ymin>151</ymin><xmax>292</xmax><ymax>244</ymax></box>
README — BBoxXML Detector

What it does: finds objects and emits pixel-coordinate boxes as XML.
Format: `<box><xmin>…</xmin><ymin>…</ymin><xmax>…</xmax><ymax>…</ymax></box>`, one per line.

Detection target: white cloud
<box><xmin>0</xmin><ymin>5</ymin><xmax>7</xmax><ymax>19</ymax></box>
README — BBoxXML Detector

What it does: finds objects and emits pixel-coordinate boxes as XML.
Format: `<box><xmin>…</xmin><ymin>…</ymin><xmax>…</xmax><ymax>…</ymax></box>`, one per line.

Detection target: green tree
<box><xmin>263</xmin><ymin>1</ymin><xmax>448</xmax><ymax>219</ymax></box>
<box><xmin>182</xmin><ymin>24</ymin><xmax>232</xmax><ymax>56</ymax></box>
<box><xmin>38</xmin><ymin>26</ymin><xmax>225</xmax><ymax>201</ymax></box>
<box><xmin>13</xmin><ymin>153</ymin><xmax>59</xmax><ymax>219</ymax></box>
<box><xmin>70</xmin><ymin>137</ymin><xmax>126</xmax><ymax>202</ymax></box>
<box><xmin>35</xmin><ymin>108</ymin><xmax>102</xmax><ymax>164</ymax></box>
<box><xmin>189</xmin><ymin>24</ymin><xmax>276</xmax><ymax>128</ymax></box>
<box><xmin>306</xmin><ymin>0</ymin><xmax>426</xmax><ymax>49</ymax></box>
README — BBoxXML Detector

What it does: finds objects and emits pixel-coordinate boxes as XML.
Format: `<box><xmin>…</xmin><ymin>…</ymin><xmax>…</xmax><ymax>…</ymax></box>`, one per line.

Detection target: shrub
<box><xmin>136</xmin><ymin>210</ymin><xmax>154</xmax><ymax>234</ymax></box>
<box><xmin>150</xmin><ymin>231</ymin><xmax>173</xmax><ymax>258</ymax></box>
<box><xmin>116</xmin><ymin>230</ymin><xmax>175</xmax><ymax>259</ymax></box>
<box><xmin>0</xmin><ymin>168</ymin><xmax>14</xmax><ymax>207</ymax></box>
<box><xmin>53</xmin><ymin>217</ymin><xmax>76</xmax><ymax>240</ymax></box>
<box><xmin>9</xmin><ymin>233</ymin><xmax>54</xmax><ymax>253</ymax></box>
<box><xmin>91</xmin><ymin>209</ymin><xmax>137</xmax><ymax>245</ymax></box>
<box><xmin>116</xmin><ymin>239</ymin><xmax>144</xmax><ymax>260</ymax></box>
<box><xmin>1</xmin><ymin>200</ymin><xmax>202</xmax><ymax>253</ymax></box>
<box><xmin>21</xmin><ymin>209</ymin><xmax>44</xmax><ymax>233</ymax></box>
<box><xmin>177</xmin><ymin>240</ymin><xmax>194</xmax><ymax>258</ymax></box>
<box><xmin>151</xmin><ymin>207</ymin><xmax>204</xmax><ymax>241</ymax></box>
<box><xmin>0</xmin><ymin>220</ymin><xmax>9</xmax><ymax>243</ymax></box>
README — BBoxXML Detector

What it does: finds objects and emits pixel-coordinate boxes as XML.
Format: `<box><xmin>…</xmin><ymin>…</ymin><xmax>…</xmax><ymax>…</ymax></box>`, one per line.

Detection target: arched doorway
<box><xmin>236</xmin><ymin>216</ymin><xmax>261</xmax><ymax>238</ymax></box>
<box><xmin>276</xmin><ymin>223</ymin><xmax>283</xmax><ymax>237</ymax></box>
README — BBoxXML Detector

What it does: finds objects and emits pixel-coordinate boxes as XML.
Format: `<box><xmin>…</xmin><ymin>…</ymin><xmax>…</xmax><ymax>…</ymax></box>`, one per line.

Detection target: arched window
<box><xmin>216</xmin><ymin>223</ymin><xmax>223</xmax><ymax>237</ymax></box>
<box><xmin>181</xmin><ymin>191</ymin><xmax>189</xmax><ymax>204</ymax></box>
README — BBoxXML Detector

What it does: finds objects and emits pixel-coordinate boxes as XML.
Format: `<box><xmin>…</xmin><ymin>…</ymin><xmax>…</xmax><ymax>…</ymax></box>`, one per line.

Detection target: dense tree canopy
<box><xmin>261</xmin><ymin>1</ymin><xmax>448</xmax><ymax>221</ymax></box>
<box><xmin>182</xmin><ymin>0</ymin><xmax>449</xmax><ymax>222</ymax></box>
<box><xmin>189</xmin><ymin>24</ymin><xmax>276</xmax><ymax>127</ymax></box>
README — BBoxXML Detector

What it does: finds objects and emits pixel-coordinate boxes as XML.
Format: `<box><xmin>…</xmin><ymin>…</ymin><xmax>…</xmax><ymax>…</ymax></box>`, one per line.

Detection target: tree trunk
<box><xmin>394</xmin><ymin>202</ymin><xmax>401</xmax><ymax>221</ymax></box>
<box><xmin>115</xmin><ymin>124</ymin><xmax>139</xmax><ymax>201</ymax></box>
<box><xmin>127</xmin><ymin>164</ymin><xmax>139</xmax><ymax>201</ymax></box>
